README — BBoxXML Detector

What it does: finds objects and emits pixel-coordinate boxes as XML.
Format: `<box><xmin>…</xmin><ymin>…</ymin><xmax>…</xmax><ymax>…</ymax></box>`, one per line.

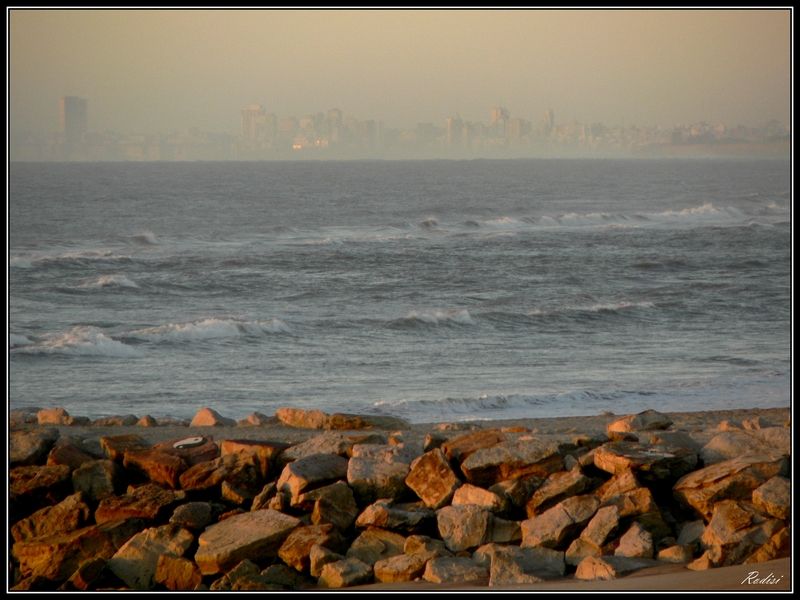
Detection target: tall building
<box><xmin>241</xmin><ymin>104</ymin><xmax>266</xmax><ymax>141</ymax></box>
<box><xmin>59</xmin><ymin>96</ymin><xmax>88</xmax><ymax>146</ymax></box>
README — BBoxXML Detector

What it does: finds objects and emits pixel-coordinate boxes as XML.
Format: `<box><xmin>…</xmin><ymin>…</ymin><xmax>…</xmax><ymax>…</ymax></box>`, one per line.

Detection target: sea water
<box><xmin>8</xmin><ymin>159</ymin><xmax>791</xmax><ymax>423</ymax></box>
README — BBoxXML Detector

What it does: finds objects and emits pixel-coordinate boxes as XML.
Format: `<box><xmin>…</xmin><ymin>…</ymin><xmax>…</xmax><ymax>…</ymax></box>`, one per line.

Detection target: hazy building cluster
<box><xmin>9</xmin><ymin>97</ymin><xmax>791</xmax><ymax>162</ymax></box>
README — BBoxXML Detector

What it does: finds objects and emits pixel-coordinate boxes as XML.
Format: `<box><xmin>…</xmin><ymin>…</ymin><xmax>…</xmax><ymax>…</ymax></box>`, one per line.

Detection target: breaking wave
<box><xmin>79</xmin><ymin>274</ymin><xmax>140</xmax><ymax>289</ymax></box>
<box><xmin>126</xmin><ymin>317</ymin><xmax>292</xmax><ymax>343</ymax></box>
<box><xmin>13</xmin><ymin>326</ymin><xmax>142</xmax><ymax>358</ymax></box>
<box><xmin>391</xmin><ymin>309</ymin><xmax>476</xmax><ymax>328</ymax></box>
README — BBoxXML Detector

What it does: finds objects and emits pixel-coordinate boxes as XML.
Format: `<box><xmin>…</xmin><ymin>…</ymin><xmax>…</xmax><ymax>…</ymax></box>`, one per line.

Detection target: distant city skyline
<box><xmin>9</xmin><ymin>9</ymin><xmax>791</xmax><ymax>136</ymax></box>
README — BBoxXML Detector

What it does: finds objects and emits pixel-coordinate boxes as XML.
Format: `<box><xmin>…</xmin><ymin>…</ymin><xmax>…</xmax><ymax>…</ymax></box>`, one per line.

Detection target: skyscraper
<box><xmin>59</xmin><ymin>96</ymin><xmax>88</xmax><ymax>146</ymax></box>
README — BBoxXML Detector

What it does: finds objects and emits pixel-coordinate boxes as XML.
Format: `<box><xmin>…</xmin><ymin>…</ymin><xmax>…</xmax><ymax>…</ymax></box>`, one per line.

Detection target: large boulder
<box><xmin>459</xmin><ymin>437</ymin><xmax>563</xmax><ymax>487</ymax></box>
<box><xmin>99</xmin><ymin>434</ymin><xmax>149</xmax><ymax>462</ymax></box>
<box><xmin>673</xmin><ymin>454</ymin><xmax>787</xmax><ymax>519</ymax></box>
<box><xmin>11</xmin><ymin>492</ymin><xmax>92</xmax><ymax>543</ymax></box>
<box><xmin>194</xmin><ymin>509</ymin><xmax>301</xmax><ymax>575</ymax></box>
<box><xmin>123</xmin><ymin>449</ymin><xmax>187</xmax><ymax>489</ymax></box>
<box><xmin>606</xmin><ymin>410</ymin><xmax>672</xmax><ymax>434</ymax></box>
<box><xmin>190</xmin><ymin>407</ymin><xmax>236</xmax><ymax>427</ymax></box>
<box><xmin>152</xmin><ymin>436</ymin><xmax>220</xmax><ymax>466</ymax></box>
<box><xmin>47</xmin><ymin>439</ymin><xmax>99</xmax><ymax>470</ymax></box>
<box><xmin>106</xmin><ymin>524</ymin><xmax>194</xmax><ymax>590</ymax></box>
<box><xmin>155</xmin><ymin>555</ymin><xmax>203</xmax><ymax>591</ymax></box>
<box><xmin>452</xmin><ymin>483</ymin><xmax>506</xmax><ymax>513</ymax></box>
<box><xmin>574</xmin><ymin>555</ymin><xmax>659</xmax><ymax>581</ymax></box>
<box><xmin>405</xmin><ymin>449</ymin><xmax>461</xmax><ymax>509</ymax></box>
<box><xmin>12</xmin><ymin>518</ymin><xmax>145</xmax><ymax>582</ymax></box>
<box><xmin>318</xmin><ymin>558</ymin><xmax>373</xmax><ymax>588</ymax></box>
<box><xmin>526</xmin><ymin>469</ymin><xmax>591</xmax><ymax>516</ymax></box>
<box><xmin>699</xmin><ymin>431</ymin><xmax>781</xmax><ymax>465</ymax></box>
<box><xmin>277</xmin><ymin>454</ymin><xmax>349</xmax><ymax>504</ymax></box>
<box><xmin>751</xmin><ymin>476</ymin><xmax>790</xmax><ymax>520</ymax></box>
<box><xmin>279</xmin><ymin>524</ymin><xmax>344</xmax><ymax>572</ymax></box>
<box><xmin>281</xmin><ymin>432</ymin><xmax>386</xmax><ymax>463</ymax></box>
<box><xmin>345</xmin><ymin>527</ymin><xmax>406</xmax><ymax>566</ymax></box>
<box><xmin>700</xmin><ymin>500</ymin><xmax>783</xmax><ymax>567</ymax></box>
<box><xmin>275</xmin><ymin>407</ymin><xmax>408</xmax><ymax>431</ymax></box>
<box><xmin>437</xmin><ymin>505</ymin><xmax>492</xmax><ymax>552</ymax></box>
<box><xmin>614</xmin><ymin>522</ymin><xmax>654</xmax><ymax>558</ymax></box>
<box><xmin>373</xmin><ymin>553</ymin><xmax>430</xmax><ymax>583</ymax></box>
<box><xmin>10</xmin><ymin>464</ymin><xmax>72</xmax><ymax>519</ymax></box>
<box><xmin>744</xmin><ymin>526</ymin><xmax>790</xmax><ymax>564</ymax></box>
<box><xmin>179</xmin><ymin>453</ymin><xmax>261</xmax><ymax>494</ymax></box>
<box><xmin>476</xmin><ymin>544</ymin><xmax>565</xmax><ymax>582</ymax></box>
<box><xmin>10</xmin><ymin>428</ymin><xmax>60</xmax><ymax>466</ymax></box>
<box><xmin>72</xmin><ymin>460</ymin><xmax>122</xmax><ymax>502</ymax></box>
<box><xmin>347</xmin><ymin>446</ymin><xmax>411</xmax><ymax>504</ymax></box>
<box><xmin>520</xmin><ymin>495</ymin><xmax>599</xmax><ymax>549</ymax></box>
<box><xmin>297</xmin><ymin>481</ymin><xmax>359</xmax><ymax>530</ymax></box>
<box><xmin>442</xmin><ymin>429</ymin><xmax>506</xmax><ymax>463</ymax></box>
<box><xmin>579</xmin><ymin>505</ymin><xmax>620</xmax><ymax>547</ymax></box>
<box><xmin>95</xmin><ymin>484</ymin><xmax>185</xmax><ymax>524</ymax></box>
<box><xmin>220</xmin><ymin>439</ymin><xmax>288</xmax><ymax>479</ymax></box>
<box><xmin>169</xmin><ymin>502</ymin><xmax>214</xmax><ymax>531</ymax></box>
<box><xmin>593</xmin><ymin>441</ymin><xmax>697</xmax><ymax>483</ymax></box>
<box><xmin>355</xmin><ymin>499</ymin><xmax>434</xmax><ymax>531</ymax></box>
<box><xmin>422</xmin><ymin>557</ymin><xmax>488</xmax><ymax>584</ymax></box>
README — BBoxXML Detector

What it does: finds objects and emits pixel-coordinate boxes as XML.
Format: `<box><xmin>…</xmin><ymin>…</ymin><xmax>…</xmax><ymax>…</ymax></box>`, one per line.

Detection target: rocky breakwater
<box><xmin>8</xmin><ymin>406</ymin><xmax>791</xmax><ymax>590</ymax></box>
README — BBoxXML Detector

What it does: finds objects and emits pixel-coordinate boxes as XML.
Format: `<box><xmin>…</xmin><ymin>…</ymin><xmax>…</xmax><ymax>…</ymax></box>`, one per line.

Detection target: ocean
<box><xmin>8</xmin><ymin>159</ymin><xmax>791</xmax><ymax>423</ymax></box>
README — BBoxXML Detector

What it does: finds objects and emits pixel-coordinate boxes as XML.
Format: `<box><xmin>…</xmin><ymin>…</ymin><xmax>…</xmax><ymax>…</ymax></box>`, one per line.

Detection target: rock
<box><xmin>459</xmin><ymin>437</ymin><xmax>563</xmax><ymax>487</ymax></box>
<box><xmin>95</xmin><ymin>483</ymin><xmax>185</xmax><ymax>524</ymax></box>
<box><xmin>489</xmin><ymin>515</ymin><xmax>522</xmax><ymax>543</ymax></box>
<box><xmin>347</xmin><ymin>452</ymin><xmax>410</xmax><ymax>504</ymax></box>
<box><xmin>614</xmin><ymin>522</ymin><xmax>654</xmax><ymax>558</ymax></box>
<box><xmin>152</xmin><ymin>436</ymin><xmax>220</xmax><ymax>466</ymax></box>
<box><xmin>677</xmin><ymin>520</ymin><xmax>705</xmax><ymax>548</ymax></box>
<box><xmin>744</xmin><ymin>526</ymin><xmax>790</xmax><ymax>563</ymax></box>
<box><xmin>318</xmin><ymin>558</ymin><xmax>373</xmax><ymax>588</ymax></box>
<box><xmin>137</xmin><ymin>415</ymin><xmax>158</xmax><ymax>427</ymax></box>
<box><xmin>10</xmin><ymin>428</ymin><xmax>60</xmax><ymax>466</ymax></box>
<box><xmin>99</xmin><ymin>434</ymin><xmax>150</xmax><ymax>462</ymax></box>
<box><xmin>61</xmin><ymin>557</ymin><xmax>108</xmax><ymax>591</ymax></box>
<box><xmin>259</xmin><ymin>563</ymin><xmax>314</xmax><ymax>590</ymax></box>
<box><xmin>310</xmin><ymin>544</ymin><xmax>344</xmax><ymax>578</ymax></box>
<box><xmin>170</xmin><ymin>502</ymin><xmax>214</xmax><ymax>531</ymax></box>
<box><xmin>92</xmin><ymin>414</ymin><xmax>138</xmax><ymax>426</ymax></box>
<box><xmin>601</xmin><ymin>487</ymin><xmax>658</xmax><ymax>518</ymax></box>
<box><xmin>275</xmin><ymin>407</ymin><xmax>409</xmax><ymax>431</ymax></box>
<box><xmin>700</xmin><ymin>431</ymin><xmax>779</xmax><ymax>464</ymax></box>
<box><xmin>405</xmin><ymin>534</ymin><xmax>452</xmax><ymax>558</ymax></box>
<box><xmin>404</xmin><ymin>448</ymin><xmax>461</xmax><ymax>509</ymax></box>
<box><xmin>279</xmin><ymin>524</ymin><xmax>344</xmax><ymax>572</ymax></box>
<box><xmin>748</xmin><ymin>427</ymin><xmax>791</xmax><ymax>456</ymax></box>
<box><xmin>107</xmin><ymin>524</ymin><xmax>194</xmax><ymax>590</ymax></box>
<box><xmin>526</xmin><ymin>469</ymin><xmax>591</xmax><ymax>516</ymax></box>
<box><xmin>298</xmin><ymin>481</ymin><xmax>359</xmax><ymax>530</ymax></box>
<box><xmin>580</xmin><ymin>505</ymin><xmax>620</xmax><ymax>546</ymax></box>
<box><xmin>155</xmin><ymin>555</ymin><xmax>202</xmax><ymax>591</ymax></box>
<box><xmin>346</xmin><ymin>527</ymin><xmax>406</xmax><ymax>565</ymax></box>
<box><xmin>179</xmin><ymin>453</ymin><xmax>262</xmax><ymax>494</ymax></box>
<box><xmin>489</xmin><ymin>475</ymin><xmax>544</xmax><ymax>508</ymax></box>
<box><xmin>687</xmin><ymin>551</ymin><xmax>713</xmax><ymax>571</ymax></box>
<box><xmin>11</xmin><ymin>492</ymin><xmax>92</xmax><ymax>543</ymax></box>
<box><xmin>190</xmin><ymin>407</ymin><xmax>236</xmax><ymax>427</ymax></box>
<box><xmin>250</xmin><ymin>483</ymin><xmax>276</xmax><ymax>512</ymax></box>
<box><xmin>72</xmin><ymin>460</ymin><xmax>122</xmax><ymax>502</ymax></box>
<box><xmin>673</xmin><ymin>454</ymin><xmax>787</xmax><ymax>519</ymax></box>
<box><xmin>277</xmin><ymin>453</ymin><xmax>349</xmax><ymax>504</ymax></box>
<box><xmin>237</xmin><ymin>411</ymin><xmax>272</xmax><ymax>426</ymax></box>
<box><xmin>12</xmin><ymin>518</ymin><xmax>145</xmax><ymax>582</ymax></box>
<box><xmin>437</xmin><ymin>505</ymin><xmax>492</xmax><ymax>552</ymax></box>
<box><xmin>47</xmin><ymin>439</ymin><xmax>99</xmax><ymax>470</ymax></box>
<box><xmin>520</xmin><ymin>495</ymin><xmax>599</xmax><ymax>549</ymax></box>
<box><xmin>221</xmin><ymin>480</ymin><xmax>256</xmax><ymax>505</ymax></box>
<box><xmin>281</xmin><ymin>432</ymin><xmax>386</xmax><ymax>462</ymax></box>
<box><xmin>194</xmin><ymin>509</ymin><xmax>301</xmax><ymax>575</ymax></box>
<box><xmin>220</xmin><ymin>438</ymin><xmax>288</xmax><ymax>479</ymax></box>
<box><xmin>423</xmin><ymin>432</ymin><xmax>447</xmax><ymax>452</ymax></box>
<box><xmin>565</xmin><ymin>537</ymin><xmax>602</xmax><ymax>566</ymax></box>
<box><xmin>700</xmin><ymin>500</ymin><xmax>783</xmax><ymax>567</ymax></box>
<box><xmin>477</xmin><ymin>544</ymin><xmax>565</xmax><ymax>581</ymax></box>
<box><xmin>593</xmin><ymin>441</ymin><xmax>697</xmax><ymax>483</ymax></box>
<box><xmin>10</xmin><ymin>407</ymin><xmax>40</xmax><ymax>427</ymax></box>
<box><xmin>355</xmin><ymin>499</ymin><xmax>434</xmax><ymax>531</ymax></box>
<box><xmin>123</xmin><ymin>449</ymin><xmax>187</xmax><ymax>489</ymax></box>
<box><xmin>452</xmin><ymin>483</ymin><xmax>506</xmax><ymax>513</ymax></box>
<box><xmin>37</xmin><ymin>407</ymin><xmax>72</xmax><ymax>425</ymax></box>
<box><xmin>606</xmin><ymin>410</ymin><xmax>672</xmax><ymax>434</ymax></box>
<box><xmin>422</xmin><ymin>557</ymin><xmax>488</xmax><ymax>584</ymax></box>
<box><xmin>10</xmin><ymin>464</ymin><xmax>72</xmax><ymax>518</ymax></box>
<box><xmin>657</xmin><ymin>544</ymin><xmax>693</xmax><ymax>563</ymax></box>
<box><xmin>636</xmin><ymin>430</ymin><xmax>702</xmax><ymax>452</ymax></box>
<box><xmin>373</xmin><ymin>553</ymin><xmax>430</xmax><ymax>583</ymax></box>
<box><xmin>574</xmin><ymin>555</ymin><xmax>659</xmax><ymax>580</ymax></box>
<box><xmin>751</xmin><ymin>476</ymin><xmax>790</xmax><ymax>520</ymax></box>
<box><xmin>595</xmin><ymin>469</ymin><xmax>639</xmax><ymax>502</ymax></box>
<box><xmin>442</xmin><ymin>429</ymin><xmax>506</xmax><ymax>462</ymax></box>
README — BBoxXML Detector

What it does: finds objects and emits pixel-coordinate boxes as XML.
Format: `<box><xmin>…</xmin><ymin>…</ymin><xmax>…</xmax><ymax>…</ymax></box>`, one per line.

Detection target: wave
<box><xmin>131</xmin><ymin>231</ymin><xmax>158</xmax><ymax>245</ymax></box>
<box><xmin>9</xmin><ymin>333</ymin><xmax>33</xmax><ymax>348</ymax></box>
<box><xmin>10</xmin><ymin>249</ymin><xmax>134</xmax><ymax>268</ymax></box>
<box><xmin>13</xmin><ymin>326</ymin><xmax>142</xmax><ymax>358</ymax></box>
<box><xmin>126</xmin><ymin>317</ymin><xmax>291</xmax><ymax>343</ymax></box>
<box><xmin>525</xmin><ymin>301</ymin><xmax>655</xmax><ymax>318</ymax></box>
<box><xmin>391</xmin><ymin>308</ymin><xmax>476</xmax><ymax>328</ymax></box>
<box><xmin>419</xmin><ymin>218</ymin><xmax>439</xmax><ymax>229</ymax></box>
<box><xmin>79</xmin><ymin>274</ymin><xmax>140</xmax><ymax>289</ymax></box>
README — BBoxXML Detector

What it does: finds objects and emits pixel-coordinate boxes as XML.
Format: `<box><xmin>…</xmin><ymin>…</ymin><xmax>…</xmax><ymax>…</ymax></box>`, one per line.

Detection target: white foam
<box><xmin>132</xmin><ymin>230</ymin><xmax>158</xmax><ymax>245</ymax></box>
<box><xmin>9</xmin><ymin>334</ymin><xmax>33</xmax><ymax>348</ymax></box>
<box><xmin>80</xmin><ymin>274</ymin><xmax>140</xmax><ymax>289</ymax></box>
<box><xmin>403</xmin><ymin>308</ymin><xmax>475</xmax><ymax>326</ymax></box>
<box><xmin>583</xmin><ymin>301</ymin><xmax>655</xmax><ymax>312</ymax></box>
<box><xmin>20</xmin><ymin>326</ymin><xmax>142</xmax><ymax>357</ymax></box>
<box><xmin>129</xmin><ymin>317</ymin><xmax>291</xmax><ymax>342</ymax></box>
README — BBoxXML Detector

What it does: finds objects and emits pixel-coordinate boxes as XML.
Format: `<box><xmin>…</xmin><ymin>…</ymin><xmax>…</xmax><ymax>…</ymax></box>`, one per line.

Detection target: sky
<box><xmin>8</xmin><ymin>9</ymin><xmax>792</xmax><ymax>135</ymax></box>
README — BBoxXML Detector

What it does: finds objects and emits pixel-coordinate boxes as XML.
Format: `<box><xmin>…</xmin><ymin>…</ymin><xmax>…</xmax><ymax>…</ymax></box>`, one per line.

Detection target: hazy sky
<box><xmin>9</xmin><ymin>9</ymin><xmax>791</xmax><ymax>135</ymax></box>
